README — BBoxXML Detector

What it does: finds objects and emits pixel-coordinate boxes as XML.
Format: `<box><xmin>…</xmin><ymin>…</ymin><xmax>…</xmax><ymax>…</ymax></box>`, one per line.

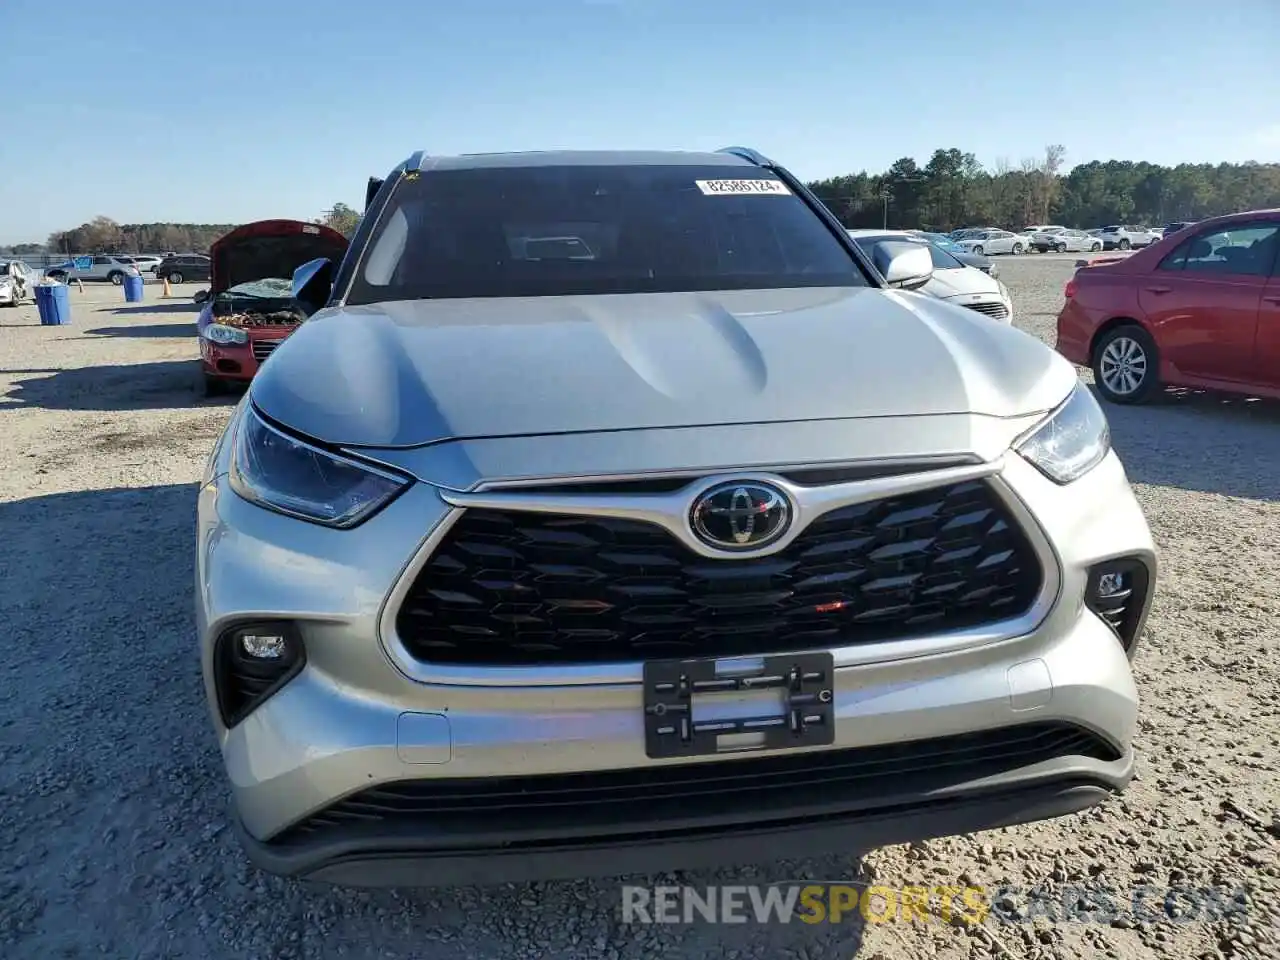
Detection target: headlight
<box><xmin>204</xmin><ymin>323</ymin><xmax>248</xmax><ymax>345</ymax></box>
<box><xmin>1015</xmin><ymin>382</ymin><xmax>1111</xmax><ymax>484</ymax></box>
<box><xmin>228</xmin><ymin>406</ymin><xmax>411</xmax><ymax>527</ymax></box>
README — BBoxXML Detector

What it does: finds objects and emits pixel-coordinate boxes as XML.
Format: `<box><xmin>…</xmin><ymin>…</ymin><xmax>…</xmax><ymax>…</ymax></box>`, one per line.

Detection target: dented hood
<box><xmin>250</xmin><ymin>286</ymin><xmax>1079</xmax><ymax>449</ymax></box>
<box><xmin>209</xmin><ymin>219</ymin><xmax>348</xmax><ymax>294</ymax></box>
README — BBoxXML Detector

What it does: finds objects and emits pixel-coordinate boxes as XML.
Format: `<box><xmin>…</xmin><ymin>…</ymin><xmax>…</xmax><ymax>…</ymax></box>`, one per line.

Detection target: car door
<box><xmin>1137</xmin><ymin>221</ymin><xmax>1280</xmax><ymax>384</ymax></box>
<box><xmin>1256</xmin><ymin>244</ymin><xmax>1280</xmax><ymax>388</ymax></box>
<box><xmin>89</xmin><ymin>255</ymin><xmax>113</xmax><ymax>280</ymax></box>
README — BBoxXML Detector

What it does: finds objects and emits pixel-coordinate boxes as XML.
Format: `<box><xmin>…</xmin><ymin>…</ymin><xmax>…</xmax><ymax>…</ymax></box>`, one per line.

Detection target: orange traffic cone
<box><xmin>162</xmin><ymin>277</ymin><xmax>172</xmax><ymax>298</ymax></box>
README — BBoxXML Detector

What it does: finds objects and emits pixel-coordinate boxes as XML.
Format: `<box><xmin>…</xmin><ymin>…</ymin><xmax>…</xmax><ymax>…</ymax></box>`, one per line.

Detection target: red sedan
<box><xmin>1055</xmin><ymin>210</ymin><xmax>1280</xmax><ymax>404</ymax></box>
<box><xmin>196</xmin><ymin>219</ymin><xmax>348</xmax><ymax>395</ymax></box>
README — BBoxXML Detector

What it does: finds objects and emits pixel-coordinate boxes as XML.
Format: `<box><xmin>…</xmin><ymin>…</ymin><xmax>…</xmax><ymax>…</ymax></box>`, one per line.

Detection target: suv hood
<box><xmin>251</xmin><ymin>286</ymin><xmax>1077</xmax><ymax>449</ymax></box>
<box><xmin>209</xmin><ymin>219</ymin><xmax>348</xmax><ymax>294</ymax></box>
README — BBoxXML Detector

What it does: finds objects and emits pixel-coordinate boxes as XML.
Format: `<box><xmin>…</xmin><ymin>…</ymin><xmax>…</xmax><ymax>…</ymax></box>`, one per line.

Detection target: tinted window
<box><xmin>1179</xmin><ymin>223</ymin><xmax>1280</xmax><ymax>277</ymax></box>
<box><xmin>93</xmin><ymin>256</ymin><xmax>111</xmax><ymax>264</ymax></box>
<box><xmin>349</xmin><ymin>165</ymin><xmax>868</xmax><ymax>303</ymax></box>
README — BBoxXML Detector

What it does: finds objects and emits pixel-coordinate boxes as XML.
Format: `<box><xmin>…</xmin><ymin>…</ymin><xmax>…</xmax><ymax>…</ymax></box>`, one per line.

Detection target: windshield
<box><xmin>216</xmin><ymin>278</ymin><xmax>294</xmax><ymax>300</ymax></box>
<box><xmin>349</xmin><ymin>164</ymin><xmax>868</xmax><ymax>303</ymax></box>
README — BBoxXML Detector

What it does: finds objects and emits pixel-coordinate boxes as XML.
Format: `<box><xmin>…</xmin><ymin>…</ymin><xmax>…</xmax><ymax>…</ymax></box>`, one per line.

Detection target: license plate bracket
<box><xmin>642</xmin><ymin>652</ymin><xmax>835</xmax><ymax>759</ymax></box>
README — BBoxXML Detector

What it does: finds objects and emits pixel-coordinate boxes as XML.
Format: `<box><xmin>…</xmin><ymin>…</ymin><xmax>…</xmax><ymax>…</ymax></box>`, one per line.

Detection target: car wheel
<box><xmin>1093</xmin><ymin>325</ymin><xmax>1160</xmax><ymax>404</ymax></box>
<box><xmin>1012</xmin><ymin>242</ymin><xmax>1023</xmax><ymax>255</ymax></box>
<box><xmin>169</xmin><ymin>271</ymin><xmax>185</xmax><ymax>284</ymax></box>
<box><xmin>107</xmin><ymin>271</ymin><xmax>125</xmax><ymax>285</ymax></box>
<box><xmin>1055</xmin><ymin>242</ymin><xmax>1067</xmax><ymax>253</ymax></box>
<box><xmin>203</xmin><ymin>373</ymin><xmax>229</xmax><ymax>397</ymax></box>
<box><xmin>1117</xmin><ymin>238</ymin><xmax>1131</xmax><ymax>251</ymax></box>
<box><xmin>972</xmin><ymin>245</ymin><xmax>984</xmax><ymax>256</ymax></box>
<box><xmin>1090</xmin><ymin>242</ymin><xmax>1102</xmax><ymax>252</ymax></box>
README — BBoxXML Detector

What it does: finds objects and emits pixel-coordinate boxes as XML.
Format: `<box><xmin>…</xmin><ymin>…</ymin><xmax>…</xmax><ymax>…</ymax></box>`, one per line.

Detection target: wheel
<box><xmin>1012</xmin><ymin>242</ymin><xmax>1023</xmax><ymax>255</ymax></box>
<box><xmin>203</xmin><ymin>373</ymin><xmax>229</xmax><ymax>397</ymax></box>
<box><xmin>972</xmin><ymin>245</ymin><xmax>984</xmax><ymax>256</ymax></box>
<box><xmin>168</xmin><ymin>271</ymin><xmax>185</xmax><ymax>284</ymax></box>
<box><xmin>1090</xmin><ymin>242</ymin><xmax>1102</xmax><ymax>252</ymax></box>
<box><xmin>1055</xmin><ymin>242</ymin><xmax>1067</xmax><ymax>253</ymax></box>
<box><xmin>1092</xmin><ymin>325</ymin><xmax>1160</xmax><ymax>404</ymax></box>
<box><xmin>108</xmin><ymin>271</ymin><xmax>125</xmax><ymax>285</ymax></box>
<box><xmin>1117</xmin><ymin>238</ymin><xmax>1131</xmax><ymax>251</ymax></box>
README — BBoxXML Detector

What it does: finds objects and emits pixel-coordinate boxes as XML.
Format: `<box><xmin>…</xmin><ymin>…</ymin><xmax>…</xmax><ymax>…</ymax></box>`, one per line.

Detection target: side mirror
<box><xmin>873</xmin><ymin>242</ymin><xmax>934</xmax><ymax>290</ymax></box>
<box><xmin>292</xmin><ymin>257</ymin><xmax>334</xmax><ymax>316</ymax></box>
<box><xmin>192</xmin><ymin>289</ymin><xmax>209</xmax><ymax>304</ymax></box>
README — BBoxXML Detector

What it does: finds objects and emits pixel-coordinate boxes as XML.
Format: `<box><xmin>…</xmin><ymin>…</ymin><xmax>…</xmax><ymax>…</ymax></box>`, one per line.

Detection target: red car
<box><xmin>1055</xmin><ymin>209</ymin><xmax>1280</xmax><ymax>404</ymax></box>
<box><xmin>196</xmin><ymin>219</ymin><xmax>348</xmax><ymax>395</ymax></box>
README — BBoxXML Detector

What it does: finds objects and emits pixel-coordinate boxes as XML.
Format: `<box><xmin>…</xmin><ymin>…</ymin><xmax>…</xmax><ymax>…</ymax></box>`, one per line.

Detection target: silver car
<box><xmin>848</xmin><ymin>229</ymin><xmax>1014</xmax><ymax>322</ymax></box>
<box><xmin>197</xmin><ymin>147</ymin><xmax>1156</xmax><ymax>887</ymax></box>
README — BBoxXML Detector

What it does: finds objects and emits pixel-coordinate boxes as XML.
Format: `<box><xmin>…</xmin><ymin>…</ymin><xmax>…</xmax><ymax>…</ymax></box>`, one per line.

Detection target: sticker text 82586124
<box><xmin>695</xmin><ymin>179</ymin><xmax>793</xmax><ymax>197</ymax></box>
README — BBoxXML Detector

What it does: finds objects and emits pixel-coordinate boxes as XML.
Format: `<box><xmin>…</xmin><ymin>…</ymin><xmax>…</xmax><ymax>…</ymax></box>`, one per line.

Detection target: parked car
<box><xmin>128</xmin><ymin>255</ymin><xmax>164</xmax><ymax>276</ymax></box>
<box><xmin>910</xmin><ymin>231</ymin><xmax>998</xmax><ymax>276</ymax></box>
<box><xmin>1162</xmin><ymin>221</ymin><xmax>1195</xmax><ymax>238</ymax></box>
<box><xmin>1096</xmin><ymin>225</ymin><xmax>1155</xmax><ymax>251</ymax></box>
<box><xmin>849</xmin><ymin>229</ymin><xmax>1013</xmax><ymax>321</ymax></box>
<box><xmin>197</xmin><ymin>146</ymin><xmax>1154</xmax><ymax>887</ymax></box>
<box><xmin>1032</xmin><ymin>228</ymin><xmax>1103</xmax><ymax>254</ymax></box>
<box><xmin>156</xmin><ymin>254</ymin><xmax>212</xmax><ymax>284</ymax></box>
<box><xmin>0</xmin><ymin>260</ymin><xmax>34</xmax><ymax>306</ymax></box>
<box><xmin>1056</xmin><ymin>209</ymin><xmax>1280</xmax><ymax>404</ymax></box>
<box><xmin>955</xmin><ymin>228</ymin><xmax>1025</xmax><ymax>256</ymax></box>
<box><xmin>195</xmin><ymin>220</ymin><xmax>348</xmax><ymax>395</ymax></box>
<box><xmin>46</xmin><ymin>254</ymin><xmax>140</xmax><ymax>285</ymax></box>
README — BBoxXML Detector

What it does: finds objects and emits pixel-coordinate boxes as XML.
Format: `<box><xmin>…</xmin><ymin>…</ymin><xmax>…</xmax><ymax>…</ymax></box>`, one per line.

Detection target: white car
<box><xmin>954</xmin><ymin>228</ymin><xmax>1024</xmax><ymax>256</ymax></box>
<box><xmin>129</xmin><ymin>255</ymin><xmax>164</xmax><ymax>276</ymax></box>
<box><xmin>0</xmin><ymin>260</ymin><xmax>35</xmax><ymax>306</ymax></box>
<box><xmin>1096</xmin><ymin>225</ymin><xmax>1156</xmax><ymax>251</ymax></box>
<box><xmin>46</xmin><ymin>254</ymin><xmax>142</xmax><ymax>285</ymax></box>
<box><xmin>848</xmin><ymin>229</ymin><xmax>1014</xmax><ymax>323</ymax></box>
<box><xmin>1031</xmin><ymin>227</ymin><xmax>1102</xmax><ymax>253</ymax></box>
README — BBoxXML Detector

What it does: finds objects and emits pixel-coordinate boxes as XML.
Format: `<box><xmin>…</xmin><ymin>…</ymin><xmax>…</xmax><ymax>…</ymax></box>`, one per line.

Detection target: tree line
<box><xmin>808</xmin><ymin>147</ymin><xmax>1280</xmax><ymax>232</ymax></box>
<box><xmin>5</xmin><ymin>150</ymin><xmax>1279</xmax><ymax>255</ymax></box>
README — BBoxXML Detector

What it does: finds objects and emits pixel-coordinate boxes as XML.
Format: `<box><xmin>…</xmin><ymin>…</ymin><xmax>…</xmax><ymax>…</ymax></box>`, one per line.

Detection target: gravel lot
<box><xmin>1</xmin><ymin>262</ymin><xmax>1277</xmax><ymax>959</ymax></box>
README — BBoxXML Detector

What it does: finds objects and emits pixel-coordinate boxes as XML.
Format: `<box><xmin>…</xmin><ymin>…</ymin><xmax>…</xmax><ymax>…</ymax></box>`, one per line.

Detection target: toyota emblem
<box><xmin>690</xmin><ymin>481</ymin><xmax>792</xmax><ymax>552</ymax></box>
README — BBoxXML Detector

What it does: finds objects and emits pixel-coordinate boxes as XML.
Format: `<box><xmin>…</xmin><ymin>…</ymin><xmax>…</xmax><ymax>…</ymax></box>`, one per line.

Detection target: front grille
<box><xmin>964</xmin><ymin>301</ymin><xmax>1010</xmax><ymax>321</ymax></box>
<box><xmin>278</xmin><ymin>722</ymin><xmax>1119</xmax><ymax>844</ymax></box>
<box><xmin>251</xmin><ymin>339</ymin><xmax>283</xmax><ymax>362</ymax></box>
<box><xmin>395</xmin><ymin>479</ymin><xmax>1043</xmax><ymax>666</ymax></box>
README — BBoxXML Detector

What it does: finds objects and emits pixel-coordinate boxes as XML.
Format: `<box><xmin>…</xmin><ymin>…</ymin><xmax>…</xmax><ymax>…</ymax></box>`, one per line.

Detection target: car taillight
<box><xmin>1064</xmin><ymin>276</ymin><xmax>1078</xmax><ymax>299</ymax></box>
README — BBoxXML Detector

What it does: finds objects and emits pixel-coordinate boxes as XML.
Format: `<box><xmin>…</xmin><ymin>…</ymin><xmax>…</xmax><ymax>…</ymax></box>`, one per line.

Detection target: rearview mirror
<box><xmin>192</xmin><ymin>290</ymin><xmax>209</xmax><ymax>304</ymax></box>
<box><xmin>292</xmin><ymin>257</ymin><xmax>334</xmax><ymax>316</ymax></box>
<box><xmin>873</xmin><ymin>242</ymin><xmax>933</xmax><ymax>290</ymax></box>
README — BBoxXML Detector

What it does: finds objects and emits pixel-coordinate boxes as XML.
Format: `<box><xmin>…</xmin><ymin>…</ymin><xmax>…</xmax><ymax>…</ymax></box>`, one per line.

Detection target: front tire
<box><xmin>1055</xmin><ymin>242</ymin><xmax>1067</xmax><ymax>253</ymax></box>
<box><xmin>1012</xmin><ymin>242</ymin><xmax>1023</xmax><ymax>255</ymax></box>
<box><xmin>972</xmin><ymin>245</ymin><xmax>984</xmax><ymax>256</ymax></box>
<box><xmin>1117</xmin><ymin>238</ymin><xmax>1131</xmax><ymax>251</ymax></box>
<box><xmin>168</xmin><ymin>271</ymin><xmax>185</xmax><ymax>284</ymax></box>
<box><xmin>1090</xmin><ymin>242</ymin><xmax>1102</xmax><ymax>252</ymax></box>
<box><xmin>108</xmin><ymin>271</ymin><xmax>125</xmax><ymax>285</ymax></box>
<box><xmin>1093</xmin><ymin>324</ymin><xmax>1160</xmax><ymax>404</ymax></box>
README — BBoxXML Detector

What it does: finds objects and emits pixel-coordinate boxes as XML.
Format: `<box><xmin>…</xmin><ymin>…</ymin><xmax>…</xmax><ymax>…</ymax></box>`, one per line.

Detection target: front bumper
<box><xmin>199</xmin><ymin>333</ymin><xmax>289</xmax><ymax>382</ymax></box>
<box><xmin>197</xmin><ymin>424</ymin><xmax>1154</xmax><ymax>886</ymax></box>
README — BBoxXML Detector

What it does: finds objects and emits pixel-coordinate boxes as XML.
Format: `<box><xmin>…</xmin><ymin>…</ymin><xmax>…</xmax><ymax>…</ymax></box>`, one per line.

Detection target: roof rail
<box><xmin>406</xmin><ymin>150</ymin><xmax>429</xmax><ymax>171</ymax></box>
<box><xmin>716</xmin><ymin>146</ymin><xmax>774</xmax><ymax>167</ymax></box>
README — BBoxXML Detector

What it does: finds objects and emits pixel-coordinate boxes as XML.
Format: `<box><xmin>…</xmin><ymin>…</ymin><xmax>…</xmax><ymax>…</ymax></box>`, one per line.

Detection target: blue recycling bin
<box><xmin>123</xmin><ymin>274</ymin><xmax>145</xmax><ymax>303</ymax></box>
<box><xmin>35</xmin><ymin>283</ymin><xmax>72</xmax><ymax>326</ymax></box>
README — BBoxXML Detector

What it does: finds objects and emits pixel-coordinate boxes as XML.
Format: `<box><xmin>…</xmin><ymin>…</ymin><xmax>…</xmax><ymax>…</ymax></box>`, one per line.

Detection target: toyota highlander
<box><xmin>196</xmin><ymin>147</ymin><xmax>1156</xmax><ymax>887</ymax></box>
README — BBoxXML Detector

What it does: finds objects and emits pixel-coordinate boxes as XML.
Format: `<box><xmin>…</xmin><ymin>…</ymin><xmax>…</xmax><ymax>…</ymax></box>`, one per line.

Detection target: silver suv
<box><xmin>197</xmin><ymin>147</ymin><xmax>1156</xmax><ymax>887</ymax></box>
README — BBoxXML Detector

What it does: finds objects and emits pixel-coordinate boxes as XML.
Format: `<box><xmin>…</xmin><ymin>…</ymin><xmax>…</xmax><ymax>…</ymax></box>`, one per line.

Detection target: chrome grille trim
<box><xmin>377</xmin><ymin>453</ymin><xmax>1062</xmax><ymax>688</ymax></box>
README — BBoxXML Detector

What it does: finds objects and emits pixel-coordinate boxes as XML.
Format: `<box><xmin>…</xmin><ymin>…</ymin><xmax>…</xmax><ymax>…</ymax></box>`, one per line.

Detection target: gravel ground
<box><xmin>1</xmin><ymin>264</ymin><xmax>1277</xmax><ymax>959</ymax></box>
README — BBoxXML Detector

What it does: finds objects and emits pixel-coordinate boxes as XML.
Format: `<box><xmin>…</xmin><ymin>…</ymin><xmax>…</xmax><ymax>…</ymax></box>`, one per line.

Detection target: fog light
<box><xmin>215</xmin><ymin>621</ymin><xmax>305</xmax><ymax>727</ymax></box>
<box><xmin>1085</xmin><ymin>559</ymin><xmax>1151</xmax><ymax>656</ymax></box>
<box><xmin>241</xmin><ymin>633</ymin><xmax>286</xmax><ymax>659</ymax></box>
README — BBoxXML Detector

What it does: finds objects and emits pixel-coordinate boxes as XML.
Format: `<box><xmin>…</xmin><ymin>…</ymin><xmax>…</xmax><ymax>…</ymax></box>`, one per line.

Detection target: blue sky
<box><xmin>2</xmin><ymin>0</ymin><xmax>1277</xmax><ymax>244</ymax></box>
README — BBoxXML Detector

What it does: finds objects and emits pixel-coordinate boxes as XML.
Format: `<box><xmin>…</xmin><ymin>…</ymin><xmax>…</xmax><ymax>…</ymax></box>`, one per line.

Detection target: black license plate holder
<box><xmin>642</xmin><ymin>652</ymin><xmax>835</xmax><ymax>759</ymax></box>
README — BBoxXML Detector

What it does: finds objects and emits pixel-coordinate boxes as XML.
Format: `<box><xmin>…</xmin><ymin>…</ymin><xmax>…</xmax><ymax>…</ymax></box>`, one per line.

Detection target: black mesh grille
<box><xmin>964</xmin><ymin>301</ymin><xmax>1010</xmax><ymax>321</ymax></box>
<box><xmin>251</xmin><ymin>339</ymin><xmax>283</xmax><ymax>362</ymax></box>
<box><xmin>279</xmin><ymin>722</ymin><xmax>1118</xmax><ymax>843</ymax></box>
<box><xmin>395</xmin><ymin>479</ymin><xmax>1043</xmax><ymax>666</ymax></box>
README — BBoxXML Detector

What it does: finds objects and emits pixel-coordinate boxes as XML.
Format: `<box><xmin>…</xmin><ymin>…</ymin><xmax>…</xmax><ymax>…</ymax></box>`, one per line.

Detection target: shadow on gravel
<box><xmin>1099</xmin><ymin>386</ymin><xmax>1280</xmax><ymax>501</ymax></box>
<box><xmin>2</xmin><ymin>360</ymin><xmax>237</xmax><ymax>411</ymax></box>
<box><xmin>86</xmin><ymin>322</ymin><xmax>197</xmax><ymax>338</ymax></box>
<box><xmin>104</xmin><ymin>301</ymin><xmax>202</xmax><ymax>316</ymax></box>
<box><xmin>0</xmin><ymin>482</ymin><xmax>872</xmax><ymax>959</ymax></box>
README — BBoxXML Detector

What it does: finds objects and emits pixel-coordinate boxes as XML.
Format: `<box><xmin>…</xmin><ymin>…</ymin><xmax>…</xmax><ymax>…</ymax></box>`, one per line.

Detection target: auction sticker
<box><xmin>695</xmin><ymin>179</ymin><xmax>792</xmax><ymax>196</ymax></box>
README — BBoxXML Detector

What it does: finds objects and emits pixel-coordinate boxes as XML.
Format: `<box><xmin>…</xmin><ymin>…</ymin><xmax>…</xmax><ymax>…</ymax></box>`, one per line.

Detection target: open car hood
<box><xmin>209</xmin><ymin>220</ymin><xmax>348</xmax><ymax>294</ymax></box>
